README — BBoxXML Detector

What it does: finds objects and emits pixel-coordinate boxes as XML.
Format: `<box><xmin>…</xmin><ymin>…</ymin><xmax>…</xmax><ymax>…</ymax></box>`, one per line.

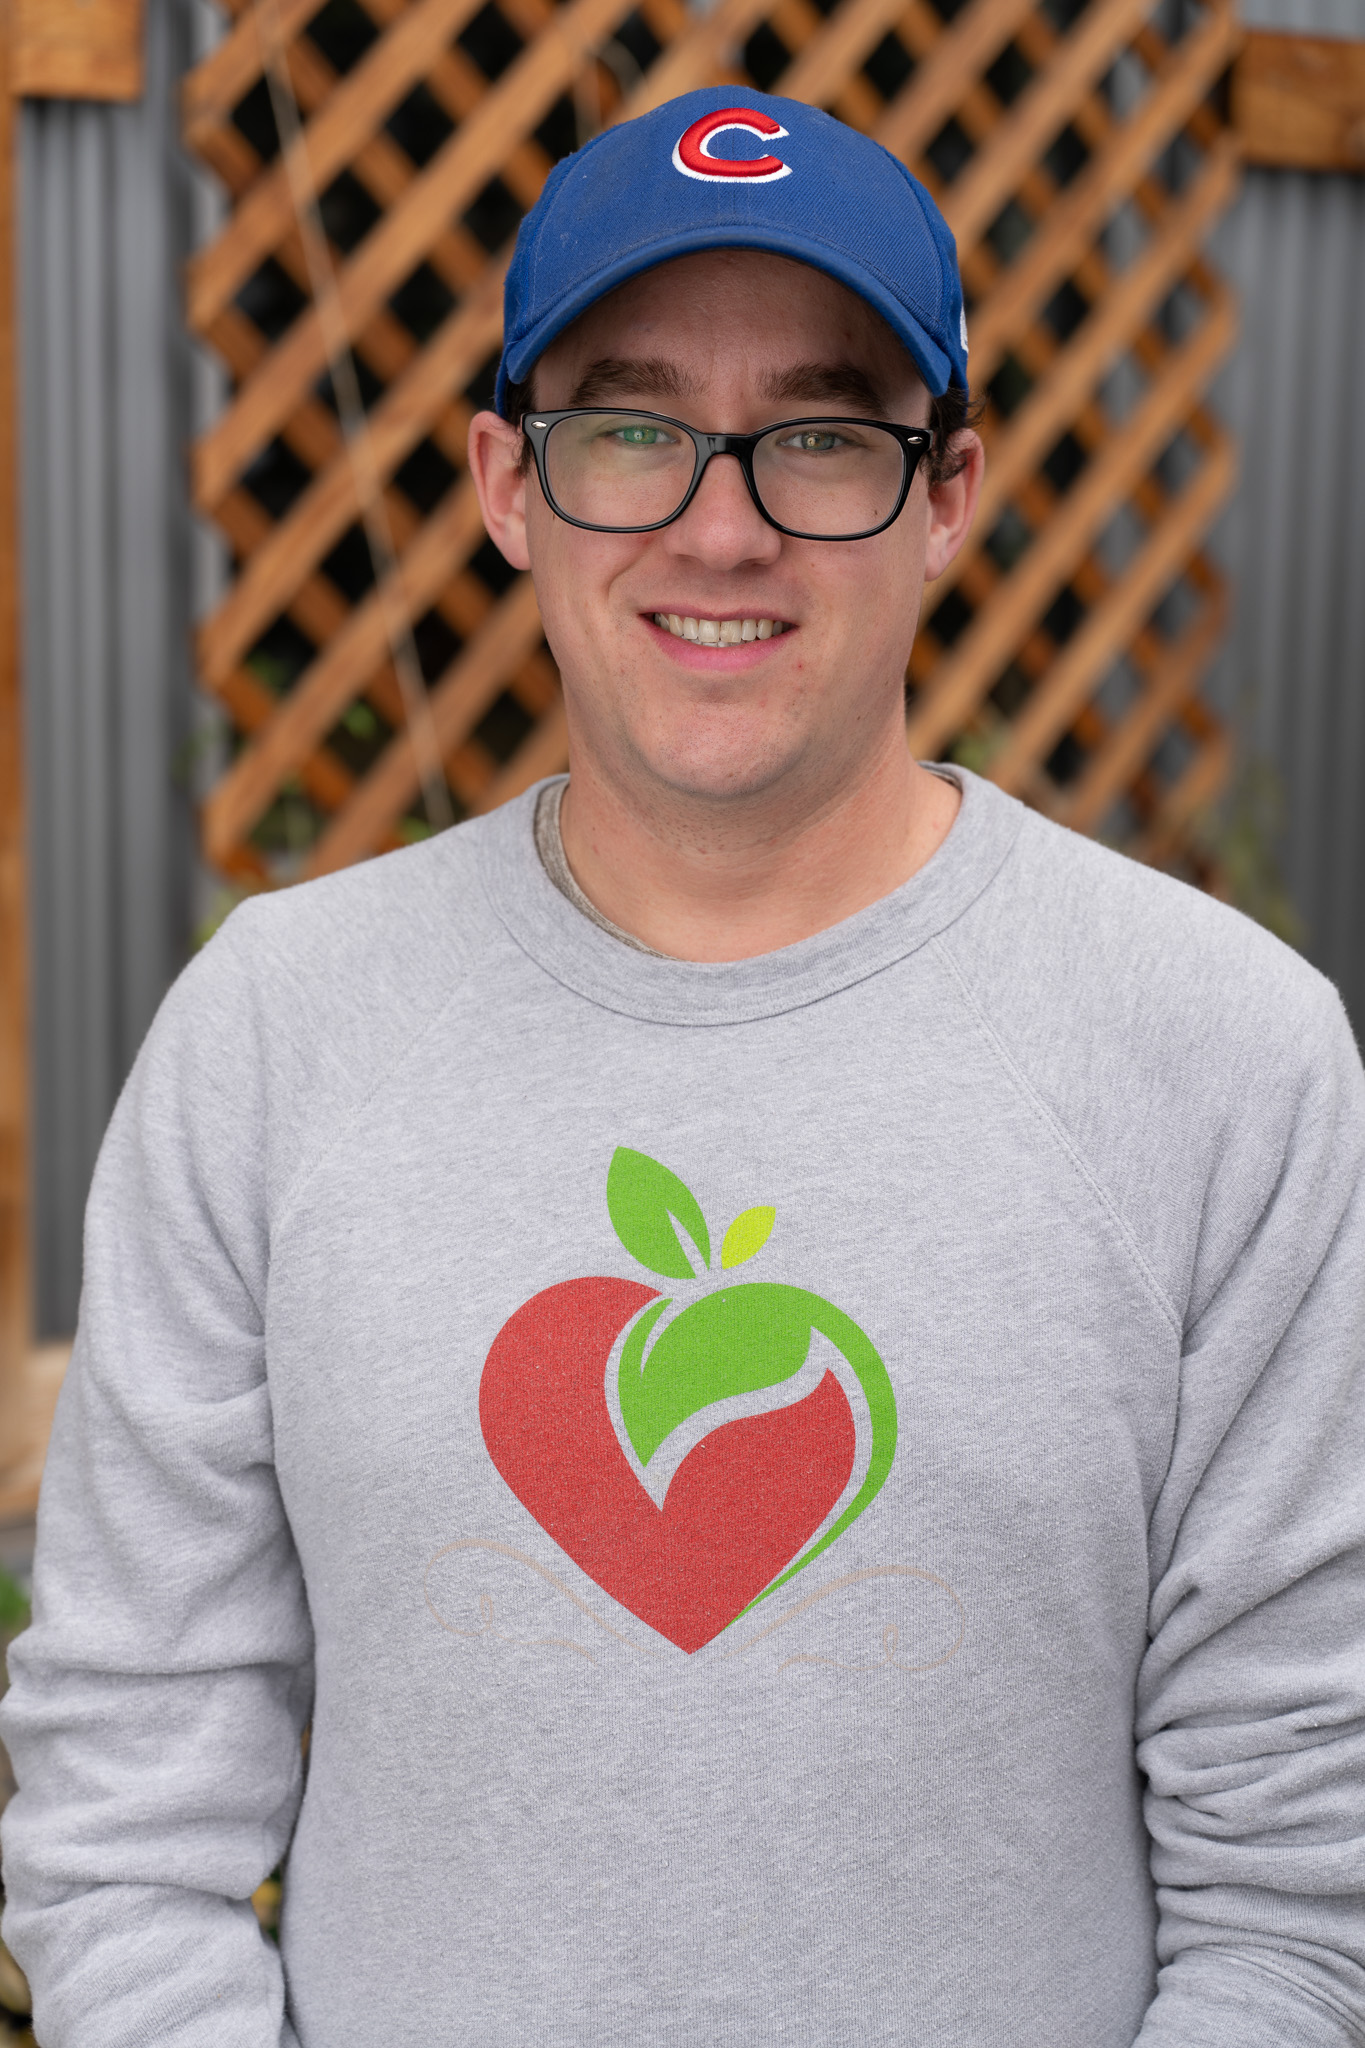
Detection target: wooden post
<box><xmin>0</xmin><ymin>0</ymin><xmax>131</xmax><ymax>1520</ymax></box>
<box><xmin>0</xmin><ymin>0</ymin><xmax>31</xmax><ymax>1504</ymax></box>
<box><xmin>1232</xmin><ymin>32</ymin><xmax>1365</xmax><ymax>174</ymax></box>
<box><xmin>12</xmin><ymin>0</ymin><xmax>146</xmax><ymax>102</ymax></box>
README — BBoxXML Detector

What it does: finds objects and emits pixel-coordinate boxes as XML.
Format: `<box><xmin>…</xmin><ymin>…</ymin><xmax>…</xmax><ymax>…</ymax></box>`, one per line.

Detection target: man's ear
<box><xmin>467</xmin><ymin>410</ymin><xmax>533</xmax><ymax>572</ymax></box>
<box><xmin>924</xmin><ymin>431</ymin><xmax>985</xmax><ymax>583</ymax></box>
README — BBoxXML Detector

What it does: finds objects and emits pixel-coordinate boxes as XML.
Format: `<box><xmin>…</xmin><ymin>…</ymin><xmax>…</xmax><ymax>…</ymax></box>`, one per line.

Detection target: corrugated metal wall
<box><xmin>15</xmin><ymin>0</ymin><xmax>1365</xmax><ymax>1334</ymax></box>
<box><xmin>20</xmin><ymin>0</ymin><xmax>213</xmax><ymax>1337</ymax></box>
<box><xmin>1208</xmin><ymin>0</ymin><xmax>1365</xmax><ymax>1023</ymax></box>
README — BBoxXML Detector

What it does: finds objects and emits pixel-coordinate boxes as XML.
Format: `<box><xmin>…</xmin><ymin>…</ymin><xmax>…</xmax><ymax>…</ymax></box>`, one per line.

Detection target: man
<box><xmin>3</xmin><ymin>86</ymin><xmax>1364</xmax><ymax>2048</ymax></box>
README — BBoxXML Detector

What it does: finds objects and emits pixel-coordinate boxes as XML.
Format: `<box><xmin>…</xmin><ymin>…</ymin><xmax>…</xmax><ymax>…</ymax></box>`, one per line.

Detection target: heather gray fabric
<box><xmin>4</xmin><ymin>768</ymin><xmax>1365</xmax><ymax>2048</ymax></box>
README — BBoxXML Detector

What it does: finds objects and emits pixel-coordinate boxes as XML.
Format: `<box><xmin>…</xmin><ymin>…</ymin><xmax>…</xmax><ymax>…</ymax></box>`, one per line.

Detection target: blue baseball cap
<box><xmin>494</xmin><ymin>86</ymin><xmax>968</xmax><ymax>417</ymax></box>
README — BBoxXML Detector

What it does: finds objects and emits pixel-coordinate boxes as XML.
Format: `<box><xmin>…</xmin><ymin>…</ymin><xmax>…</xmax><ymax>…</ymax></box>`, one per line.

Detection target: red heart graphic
<box><xmin>479</xmin><ymin>1277</ymin><xmax>855</xmax><ymax>1652</ymax></box>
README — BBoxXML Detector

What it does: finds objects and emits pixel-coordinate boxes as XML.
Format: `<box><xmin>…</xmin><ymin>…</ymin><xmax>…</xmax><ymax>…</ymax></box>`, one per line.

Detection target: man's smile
<box><xmin>649</xmin><ymin>612</ymin><xmax>791</xmax><ymax>643</ymax></box>
<box><xmin>638</xmin><ymin>610</ymin><xmax>797</xmax><ymax>670</ymax></box>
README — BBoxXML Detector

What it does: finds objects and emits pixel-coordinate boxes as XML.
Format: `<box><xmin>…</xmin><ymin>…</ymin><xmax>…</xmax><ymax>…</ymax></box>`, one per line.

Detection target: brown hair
<box><xmin>500</xmin><ymin>371</ymin><xmax>980</xmax><ymax>487</ymax></box>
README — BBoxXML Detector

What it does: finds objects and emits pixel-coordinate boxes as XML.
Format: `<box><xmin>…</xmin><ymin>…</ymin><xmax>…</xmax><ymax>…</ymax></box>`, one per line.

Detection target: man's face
<box><xmin>470</xmin><ymin>249</ymin><xmax>979</xmax><ymax>811</ymax></box>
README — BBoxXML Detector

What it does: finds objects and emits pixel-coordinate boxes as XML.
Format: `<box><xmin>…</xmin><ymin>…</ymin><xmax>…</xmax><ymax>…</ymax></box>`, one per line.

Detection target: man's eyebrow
<box><xmin>567</xmin><ymin>357</ymin><xmax>698</xmax><ymax>406</ymax></box>
<box><xmin>759</xmin><ymin>361</ymin><xmax>891</xmax><ymax>412</ymax></box>
<box><xmin>564</xmin><ymin>355</ymin><xmax>897</xmax><ymax>413</ymax></box>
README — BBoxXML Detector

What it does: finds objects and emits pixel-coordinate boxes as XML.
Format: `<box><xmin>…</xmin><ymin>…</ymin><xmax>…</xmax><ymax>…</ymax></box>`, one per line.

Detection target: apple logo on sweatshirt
<box><xmin>479</xmin><ymin>1148</ymin><xmax>898</xmax><ymax>1653</ymax></box>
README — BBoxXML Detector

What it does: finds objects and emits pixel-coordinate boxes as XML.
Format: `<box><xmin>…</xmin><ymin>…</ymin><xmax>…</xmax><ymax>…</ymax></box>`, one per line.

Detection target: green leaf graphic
<box><xmin>721</xmin><ymin>1206</ymin><xmax>775</xmax><ymax>1269</ymax></box>
<box><xmin>619</xmin><ymin>1282</ymin><xmax>812</xmax><ymax>1465</ymax></box>
<box><xmin>617</xmin><ymin>1282</ymin><xmax>898</xmax><ymax>1608</ymax></box>
<box><xmin>607</xmin><ymin>1148</ymin><xmax>711</xmax><ymax>1279</ymax></box>
<box><xmin>739</xmin><ymin>1294</ymin><xmax>898</xmax><ymax>1617</ymax></box>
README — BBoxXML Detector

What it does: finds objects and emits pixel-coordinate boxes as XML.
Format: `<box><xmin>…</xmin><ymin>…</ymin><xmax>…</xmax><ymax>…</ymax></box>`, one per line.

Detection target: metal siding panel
<box><xmin>22</xmin><ymin>106</ymin><xmax>88</xmax><ymax>1334</ymax></box>
<box><xmin>20</xmin><ymin>0</ymin><xmax>199</xmax><ymax>1337</ymax></box>
<box><xmin>19</xmin><ymin>111</ymin><xmax>55</xmax><ymax>1329</ymax></box>
<box><xmin>1215</xmin><ymin>0</ymin><xmax>1365</xmax><ymax>1024</ymax></box>
<box><xmin>1324</xmin><ymin>210</ymin><xmax>1365</xmax><ymax>1004</ymax></box>
<box><xmin>1299</xmin><ymin>181</ymin><xmax>1363</xmax><ymax>977</ymax></box>
<box><xmin>73</xmin><ymin>112</ymin><xmax>118</xmax><ymax>1161</ymax></box>
<box><xmin>1209</xmin><ymin>148</ymin><xmax>1365</xmax><ymax>1034</ymax></box>
<box><xmin>1276</xmin><ymin>182</ymin><xmax>1329</xmax><ymax>933</ymax></box>
<box><xmin>1240</xmin><ymin>0</ymin><xmax>1365</xmax><ymax>31</ymax></box>
<box><xmin>111</xmin><ymin>1</ymin><xmax>196</xmax><ymax>1056</ymax></box>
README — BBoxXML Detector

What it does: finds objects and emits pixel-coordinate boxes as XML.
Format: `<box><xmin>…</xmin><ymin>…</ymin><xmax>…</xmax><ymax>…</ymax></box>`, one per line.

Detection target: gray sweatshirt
<box><xmin>4</xmin><ymin>769</ymin><xmax>1365</xmax><ymax>2048</ymax></box>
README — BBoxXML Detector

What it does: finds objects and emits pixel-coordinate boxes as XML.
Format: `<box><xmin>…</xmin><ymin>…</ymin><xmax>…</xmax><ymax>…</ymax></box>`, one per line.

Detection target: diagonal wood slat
<box><xmin>182</xmin><ymin>0</ymin><xmax>324</xmax><ymax>145</ymax></box>
<box><xmin>188</xmin><ymin>0</ymin><xmax>491</xmax><ymax>330</ymax></box>
<box><xmin>305</xmin><ymin>575</ymin><xmax>547</xmax><ymax>875</ymax></box>
<box><xmin>988</xmin><ymin>433</ymin><xmax>1234</xmax><ymax>791</ymax></box>
<box><xmin>198</xmin><ymin>260</ymin><xmax>507</xmax><ymax>688</ymax></box>
<box><xmin>907</xmin><ymin>289</ymin><xmax>1236</xmax><ymax>756</ymax></box>
<box><xmin>774</xmin><ymin>0</ymin><xmax>931</xmax><ymax>106</ymax></box>
<box><xmin>934</xmin><ymin>132</ymin><xmax>1238</xmax><ymax>601</ymax></box>
<box><xmin>203</xmin><ymin>478</ymin><xmax>489</xmax><ymax>864</ymax></box>
<box><xmin>967</xmin><ymin>3</ymin><xmax>1240</xmax><ymax>381</ymax></box>
<box><xmin>1059</xmin><ymin>596</ymin><xmax>1226</xmax><ymax>834</ymax></box>
<box><xmin>940</xmin><ymin>0</ymin><xmax>1154</xmax><ymax>247</ymax></box>
<box><xmin>187</xmin><ymin>0</ymin><xmax>1244</xmax><ymax>893</ymax></box>
<box><xmin>871</xmin><ymin>0</ymin><xmax>1040</xmax><ymax>161</ymax></box>
<box><xmin>193</xmin><ymin>0</ymin><xmax>637</xmax><ymax>508</ymax></box>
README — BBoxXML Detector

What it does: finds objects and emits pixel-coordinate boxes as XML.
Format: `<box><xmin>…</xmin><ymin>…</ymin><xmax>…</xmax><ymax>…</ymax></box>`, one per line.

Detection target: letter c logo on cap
<box><xmin>672</xmin><ymin>107</ymin><xmax>791</xmax><ymax>183</ymax></box>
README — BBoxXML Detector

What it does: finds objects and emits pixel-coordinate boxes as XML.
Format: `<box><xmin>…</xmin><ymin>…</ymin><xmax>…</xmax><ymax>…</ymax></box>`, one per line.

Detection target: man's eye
<box><xmin>612</xmin><ymin>425</ymin><xmax>669</xmax><ymax>446</ymax></box>
<box><xmin>784</xmin><ymin>430</ymin><xmax>841</xmax><ymax>453</ymax></box>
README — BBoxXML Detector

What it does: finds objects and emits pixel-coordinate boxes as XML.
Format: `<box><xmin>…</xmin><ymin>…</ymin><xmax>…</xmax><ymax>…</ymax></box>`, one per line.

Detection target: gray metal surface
<box><xmin>1210</xmin><ymin>176</ymin><xmax>1365</xmax><ymax>1019</ymax></box>
<box><xmin>20</xmin><ymin>0</ymin><xmax>205</xmax><ymax>1337</ymax></box>
<box><xmin>1206</xmin><ymin>0</ymin><xmax>1365</xmax><ymax>1032</ymax></box>
<box><xmin>1239</xmin><ymin>0</ymin><xmax>1363</xmax><ymax>31</ymax></box>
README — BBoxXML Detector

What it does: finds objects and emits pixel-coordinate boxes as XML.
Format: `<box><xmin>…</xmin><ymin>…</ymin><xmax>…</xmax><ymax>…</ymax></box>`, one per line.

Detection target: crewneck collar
<box><xmin>475</xmin><ymin>767</ymin><xmax>1025</xmax><ymax>1027</ymax></box>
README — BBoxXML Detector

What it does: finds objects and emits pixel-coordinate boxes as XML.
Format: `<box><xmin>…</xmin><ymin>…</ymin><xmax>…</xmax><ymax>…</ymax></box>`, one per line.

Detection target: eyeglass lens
<box><xmin>542</xmin><ymin>412</ymin><xmax>909</xmax><ymax>537</ymax></box>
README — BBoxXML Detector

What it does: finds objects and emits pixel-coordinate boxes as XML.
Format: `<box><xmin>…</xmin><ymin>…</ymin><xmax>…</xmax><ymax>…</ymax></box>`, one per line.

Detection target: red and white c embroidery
<box><xmin>671</xmin><ymin>107</ymin><xmax>792</xmax><ymax>184</ymax></box>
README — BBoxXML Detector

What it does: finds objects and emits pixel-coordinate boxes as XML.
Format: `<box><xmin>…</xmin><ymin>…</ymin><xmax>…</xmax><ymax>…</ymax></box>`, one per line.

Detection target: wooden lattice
<box><xmin>183</xmin><ymin>0</ymin><xmax>1240</xmax><ymax>886</ymax></box>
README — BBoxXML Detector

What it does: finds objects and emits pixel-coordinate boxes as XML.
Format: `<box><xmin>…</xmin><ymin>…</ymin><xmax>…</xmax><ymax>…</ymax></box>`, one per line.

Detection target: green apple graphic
<box><xmin>479</xmin><ymin>1147</ymin><xmax>898</xmax><ymax>1651</ymax></box>
<box><xmin>609</xmin><ymin>1148</ymin><xmax>898</xmax><ymax>1608</ymax></box>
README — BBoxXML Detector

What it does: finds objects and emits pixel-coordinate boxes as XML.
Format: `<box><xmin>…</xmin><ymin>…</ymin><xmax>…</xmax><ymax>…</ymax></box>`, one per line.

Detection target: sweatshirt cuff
<box><xmin>1135</xmin><ymin>1948</ymin><xmax>1363</xmax><ymax>2047</ymax></box>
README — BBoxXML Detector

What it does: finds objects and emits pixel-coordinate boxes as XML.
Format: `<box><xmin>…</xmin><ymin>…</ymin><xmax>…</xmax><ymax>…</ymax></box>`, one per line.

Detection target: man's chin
<box><xmin>622</xmin><ymin>728</ymin><xmax>813</xmax><ymax>811</ymax></box>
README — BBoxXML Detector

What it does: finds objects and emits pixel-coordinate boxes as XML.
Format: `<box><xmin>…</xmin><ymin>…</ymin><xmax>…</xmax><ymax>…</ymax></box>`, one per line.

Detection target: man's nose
<box><xmin>662</xmin><ymin>451</ymin><xmax>782</xmax><ymax>568</ymax></box>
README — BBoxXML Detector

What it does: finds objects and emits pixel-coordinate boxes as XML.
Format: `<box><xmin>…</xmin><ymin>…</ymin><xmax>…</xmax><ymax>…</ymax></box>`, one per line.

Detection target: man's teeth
<box><xmin>652</xmin><ymin>614</ymin><xmax>787</xmax><ymax>645</ymax></box>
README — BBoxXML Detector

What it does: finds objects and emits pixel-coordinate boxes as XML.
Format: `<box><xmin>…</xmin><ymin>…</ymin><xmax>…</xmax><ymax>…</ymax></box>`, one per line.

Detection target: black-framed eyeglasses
<box><xmin>520</xmin><ymin>408</ymin><xmax>933</xmax><ymax>542</ymax></box>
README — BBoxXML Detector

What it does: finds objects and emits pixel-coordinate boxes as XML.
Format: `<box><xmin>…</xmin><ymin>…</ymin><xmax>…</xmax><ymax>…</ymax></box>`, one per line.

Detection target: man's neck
<box><xmin>556</xmin><ymin>742</ymin><xmax>960</xmax><ymax>964</ymax></box>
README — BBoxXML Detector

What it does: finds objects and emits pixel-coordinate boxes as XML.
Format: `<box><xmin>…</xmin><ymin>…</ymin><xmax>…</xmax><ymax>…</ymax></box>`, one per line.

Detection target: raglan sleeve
<box><xmin>1134</xmin><ymin>980</ymin><xmax>1365</xmax><ymax>2046</ymax></box>
<box><xmin>0</xmin><ymin>905</ymin><xmax>313</xmax><ymax>2047</ymax></box>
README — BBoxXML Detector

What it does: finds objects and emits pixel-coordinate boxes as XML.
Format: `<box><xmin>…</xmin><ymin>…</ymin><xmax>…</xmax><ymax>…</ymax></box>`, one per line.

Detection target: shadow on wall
<box><xmin>1192</xmin><ymin>752</ymin><xmax>1306</xmax><ymax>952</ymax></box>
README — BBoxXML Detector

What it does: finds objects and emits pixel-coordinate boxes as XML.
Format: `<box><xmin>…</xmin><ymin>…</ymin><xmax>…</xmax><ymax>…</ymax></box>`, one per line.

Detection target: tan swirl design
<box><xmin>424</xmin><ymin>1544</ymin><xmax>964</xmax><ymax>1673</ymax></box>
<box><xmin>423</xmin><ymin>1537</ymin><xmax>663</xmax><ymax>1664</ymax></box>
<box><xmin>721</xmin><ymin>1564</ymin><xmax>967</xmax><ymax>1673</ymax></box>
